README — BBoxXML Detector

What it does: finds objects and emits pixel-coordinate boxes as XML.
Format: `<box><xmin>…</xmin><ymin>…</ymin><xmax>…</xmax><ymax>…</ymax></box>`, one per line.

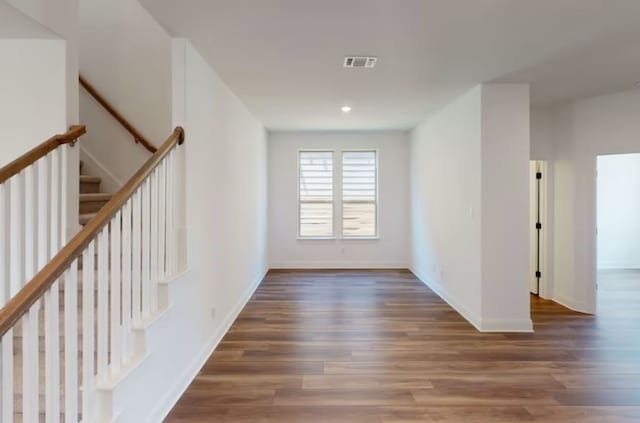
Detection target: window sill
<box><xmin>296</xmin><ymin>236</ymin><xmax>380</xmax><ymax>241</ymax></box>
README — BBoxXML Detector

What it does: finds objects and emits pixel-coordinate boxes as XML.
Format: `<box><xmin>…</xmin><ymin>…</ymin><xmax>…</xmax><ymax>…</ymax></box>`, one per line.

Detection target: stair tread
<box><xmin>79</xmin><ymin>212</ymin><xmax>97</xmax><ymax>225</ymax></box>
<box><xmin>80</xmin><ymin>175</ymin><xmax>101</xmax><ymax>183</ymax></box>
<box><xmin>79</xmin><ymin>193</ymin><xmax>112</xmax><ymax>201</ymax></box>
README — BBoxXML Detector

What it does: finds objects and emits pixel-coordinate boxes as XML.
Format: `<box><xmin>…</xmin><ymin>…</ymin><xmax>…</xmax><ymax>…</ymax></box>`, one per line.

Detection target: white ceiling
<box><xmin>140</xmin><ymin>0</ymin><xmax>640</xmax><ymax>130</ymax></box>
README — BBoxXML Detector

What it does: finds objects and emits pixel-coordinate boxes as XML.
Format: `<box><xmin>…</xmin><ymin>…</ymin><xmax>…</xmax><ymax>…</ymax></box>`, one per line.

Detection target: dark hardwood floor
<box><xmin>166</xmin><ymin>269</ymin><xmax>640</xmax><ymax>422</ymax></box>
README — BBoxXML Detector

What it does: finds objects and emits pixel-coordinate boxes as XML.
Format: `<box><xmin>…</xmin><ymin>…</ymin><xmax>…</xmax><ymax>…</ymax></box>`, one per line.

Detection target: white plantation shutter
<box><xmin>342</xmin><ymin>151</ymin><xmax>377</xmax><ymax>237</ymax></box>
<box><xmin>299</xmin><ymin>151</ymin><xmax>334</xmax><ymax>237</ymax></box>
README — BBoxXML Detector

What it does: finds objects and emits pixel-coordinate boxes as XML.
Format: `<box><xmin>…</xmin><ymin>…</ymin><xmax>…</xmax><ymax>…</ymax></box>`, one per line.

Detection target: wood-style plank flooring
<box><xmin>166</xmin><ymin>269</ymin><xmax>640</xmax><ymax>422</ymax></box>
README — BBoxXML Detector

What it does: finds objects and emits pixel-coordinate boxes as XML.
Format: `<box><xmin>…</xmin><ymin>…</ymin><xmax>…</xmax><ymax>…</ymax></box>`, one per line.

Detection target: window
<box><xmin>342</xmin><ymin>151</ymin><xmax>377</xmax><ymax>238</ymax></box>
<box><xmin>299</xmin><ymin>151</ymin><xmax>334</xmax><ymax>237</ymax></box>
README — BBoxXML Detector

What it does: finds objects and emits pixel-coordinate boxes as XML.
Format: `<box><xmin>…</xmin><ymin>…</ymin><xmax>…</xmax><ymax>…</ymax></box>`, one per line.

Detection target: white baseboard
<box><xmin>410</xmin><ymin>267</ymin><xmax>533</xmax><ymax>333</ymax></box>
<box><xmin>146</xmin><ymin>266</ymin><xmax>269</xmax><ymax>423</ymax></box>
<box><xmin>270</xmin><ymin>261</ymin><xmax>409</xmax><ymax>269</ymax></box>
<box><xmin>410</xmin><ymin>267</ymin><xmax>483</xmax><ymax>331</ymax></box>
<box><xmin>479</xmin><ymin>318</ymin><xmax>533</xmax><ymax>332</ymax></box>
<box><xmin>597</xmin><ymin>264</ymin><xmax>640</xmax><ymax>271</ymax></box>
<box><xmin>552</xmin><ymin>293</ymin><xmax>593</xmax><ymax>314</ymax></box>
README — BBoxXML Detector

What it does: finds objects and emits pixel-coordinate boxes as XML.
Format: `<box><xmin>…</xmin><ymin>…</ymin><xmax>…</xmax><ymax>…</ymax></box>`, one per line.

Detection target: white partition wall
<box><xmin>410</xmin><ymin>84</ymin><xmax>532</xmax><ymax>332</ymax></box>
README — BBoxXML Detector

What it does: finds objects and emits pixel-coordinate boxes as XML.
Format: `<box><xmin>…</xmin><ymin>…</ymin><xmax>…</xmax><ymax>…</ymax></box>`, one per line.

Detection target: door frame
<box><xmin>530</xmin><ymin>160</ymin><xmax>550</xmax><ymax>298</ymax></box>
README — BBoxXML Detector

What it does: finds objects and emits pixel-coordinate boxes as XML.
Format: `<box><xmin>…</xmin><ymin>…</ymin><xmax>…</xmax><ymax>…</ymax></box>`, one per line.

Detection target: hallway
<box><xmin>166</xmin><ymin>269</ymin><xmax>640</xmax><ymax>422</ymax></box>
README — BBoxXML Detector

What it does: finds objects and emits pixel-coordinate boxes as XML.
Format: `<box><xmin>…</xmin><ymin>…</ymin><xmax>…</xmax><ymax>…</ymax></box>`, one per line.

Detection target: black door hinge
<box><xmin>536</xmin><ymin>172</ymin><xmax>542</xmax><ymax>180</ymax></box>
<box><xmin>535</xmin><ymin>271</ymin><xmax>542</xmax><ymax>279</ymax></box>
<box><xmin>536</xmin><ymin>222</ymin><xmax>542</xmax><ymax>230</ymax></box>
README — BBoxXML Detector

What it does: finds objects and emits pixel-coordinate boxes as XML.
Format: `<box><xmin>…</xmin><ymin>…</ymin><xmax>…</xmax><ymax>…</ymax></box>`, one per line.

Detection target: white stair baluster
<box><xmin>0</xmin><ymin>182</ymin><xmax>12</xmax><ymax>423</ymax></box>
<box><xmin>10</xmin><ymin>172</ymin><xmax>24</xmax><ymax>295</ymax></box>
<box><xmin>110</xmin><ymin>212</ymin><xmax>122</xmax><ymax>372</ymax></box>
<box><xmin>132</xmin><ymin>190</ymin><xmax>142</xmax><ymax>324</ymax></box>
<box><xmin>82</xmin><ymin>242</ymin><xmax>96</xmax><ymax>421</ymax></box>
<box><xmin>37</xmin><ymin>156</ymin><xmax>51</xmax><ymax>272</ymax></box>
<box><xmin>141</xmin><ymin>180</ymin><xmax>151</xmax><ymax>319</ymax></box>
<box><xmin>122</xmin><ymin>200</ymin><xmax>132</xmax><ymax>357</ymax></box>
<box><xmin>46</xmin><ymin>147</ymin><xmax>62</xmax><ymax>423</ymax></box>
<box><xmin>50</xmin><ymin>148</ymin><xmax>61</xmax><ymax>258</ymax></box>
<box><xmin>60</xmin><ymin>145</ymin><xmax>69</xmax><ymax>244</ymax></box>
<box><xmin>158</xmin><ymin>159</ymin><xmax>166</xmax><ymax>282</ymax></box>
<box><xmin>97</xmin><ymin>226</ymin><xmax>109</xmax><ymax>381</ymax></box>
<box><xmin>166</xmin><ymin>150</ymin><xmax>174</xmax><ymax>276</ymax></box>
<box><xmin>9</xmin><ymin>174</ymin><xmax>23</xmax><ymax>419</ymax></box>
<box><xmin>150</xmin><ymin>169</ymin><xmax>159</xmax><ymax>313</ymax></box>
<box><xmin>64</xmin><ymin>261</ymin><xmax>79</xmax><ymax>422</ymax></box>
<box><xmin>0</xmin><ymin>183</ymin><xmax>7</xmax><ymax>302</ymax></box>
<box><xmin>44</xmin><ymin>281</ymin><xmax>60</xmax><ymax>423</ymax></box>
<box><xmin>23</xmin><ymin>164</ymin><xmax>39</xmax><ymax>421</ymax></box>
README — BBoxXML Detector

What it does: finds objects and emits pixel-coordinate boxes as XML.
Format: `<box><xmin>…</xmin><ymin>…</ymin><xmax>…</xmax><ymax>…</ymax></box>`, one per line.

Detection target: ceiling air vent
<box><xmin>344</xmin><ymin>56</ymin><xmax>377</xmax><ymax>68</ymax></box>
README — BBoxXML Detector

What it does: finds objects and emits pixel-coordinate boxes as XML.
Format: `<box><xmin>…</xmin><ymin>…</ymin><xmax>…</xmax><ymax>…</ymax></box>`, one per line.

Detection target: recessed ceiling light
<box><xmin>341</xmin><ymin>106</ymin><xmax>352</xmax><ymax>113</ymax></box>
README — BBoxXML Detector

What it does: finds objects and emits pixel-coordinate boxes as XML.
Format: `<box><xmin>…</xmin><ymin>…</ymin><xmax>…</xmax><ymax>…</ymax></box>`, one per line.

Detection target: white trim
<box><xmin>410</xmin><ymin>267</ymin><xmax>534</xmax><ymax>332</ymax></box>
<box><xmin>479</xmin><ymin>318</ymin><xmax>533</xmax><ymax>333</ymax></box>
<box><xmin>537</xmin><ymin>160</ymin><xmax>551</xmax><ymax>298</ymax></box>
<box><xmin>271</xmin><ymin>261</ymin><xmax>408</xmax><ymax>269</ymax></box>
<box><xmin>552</xmin><ymin>293</ymin><xmax>593</xmax><ymax>314</ymax></box>
<box><xmin>158</xmin><ymin>268</ymin><xmax>192</xmax><ymax>285</ymax></box>
<box><xmin>146</xmin><ymin>266</ymin><xmax>269</xmax><ymax>423</ymax></box>
<box><xmin>296</xmin><ymin>236</ymin><xmax>337</xmax><ymax>241</ymax></box>
<box><xmin>597</xmin><ymin>262</ymin><xmax>640</xmax><ymax>270</ymax></box>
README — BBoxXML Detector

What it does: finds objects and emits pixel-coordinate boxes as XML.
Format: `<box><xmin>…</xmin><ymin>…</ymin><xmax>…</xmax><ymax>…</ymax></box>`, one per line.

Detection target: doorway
<box><xmin>596</xmin><ymin>154</ymin><xmax>640</xmax><ymax>315</ymax></box>
<box><xmin>529</xmin><ymin>160</ymin><xmax>547</xmax><ymax>296</ymax></box>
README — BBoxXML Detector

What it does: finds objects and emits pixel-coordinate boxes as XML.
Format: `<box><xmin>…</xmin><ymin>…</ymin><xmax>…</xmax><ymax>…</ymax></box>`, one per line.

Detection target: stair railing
<box><xmin>0</xmin><ymin>126</ymin><xmax>184</xmax><ymax>422</ymax></box>
<box><xmin>79</xmin><ymin>75</ymin><xmax>158</xmax><ymax>154</ymax></box>
<box><xmin>0</xmin><ymin>125</ymin><xmax>85</xmax><ymax>422</ymax></box>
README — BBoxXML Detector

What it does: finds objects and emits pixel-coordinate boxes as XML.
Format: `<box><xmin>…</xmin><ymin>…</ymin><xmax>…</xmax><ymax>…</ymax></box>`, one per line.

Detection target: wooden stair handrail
<box><xmin>0</xmin><ymin>125</ymin><xmax>86</xmax><ymax>184</ymax></box>
<box><xmin>79</xmin><ymin>75</ymin><xmax>158</xmax><ymax>154</ymax></box>
<box><xmin>0</xmin><ymin>126</ymin><xmax>185</xmax><ymax>338</ymax></box>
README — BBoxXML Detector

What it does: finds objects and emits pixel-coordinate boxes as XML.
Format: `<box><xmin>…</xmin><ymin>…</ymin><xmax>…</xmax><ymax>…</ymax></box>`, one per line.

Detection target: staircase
<box><xmin>0</xmin><ymin>122</ymin><xmax>185</xmax><ymax>422</ymax></box>
<box><xmin>79</xmin><ymin>161</ymin><xmax>112</xmax><ymax>227</ymax></box>
<box><xmin>11</xmin><ymin>162</ymin><xmax>106</xmax><ymax>421</ymax></box>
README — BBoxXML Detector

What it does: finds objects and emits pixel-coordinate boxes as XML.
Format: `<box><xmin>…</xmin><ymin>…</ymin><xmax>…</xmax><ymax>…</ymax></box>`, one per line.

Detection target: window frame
<box><xmin>297</xmin><ymin>149</ymin><xmax>337</xmax><ymax>239</ymax></box>
<box><xmin>341</xmin><ymin>149</ymin><xmax>379</xmax><ymax>240</ymax></box>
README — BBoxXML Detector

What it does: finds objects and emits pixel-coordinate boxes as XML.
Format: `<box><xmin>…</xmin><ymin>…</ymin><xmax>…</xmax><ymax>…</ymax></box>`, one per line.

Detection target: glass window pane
<box><xmin>299</xmin><ymin>151</ymin><xmax>333</xmax><ymax>237</ymax></box>
<box><xmin>342</xmin><ymin>151</ymin><xmax>377</xmax><ymax>237</ymax></box>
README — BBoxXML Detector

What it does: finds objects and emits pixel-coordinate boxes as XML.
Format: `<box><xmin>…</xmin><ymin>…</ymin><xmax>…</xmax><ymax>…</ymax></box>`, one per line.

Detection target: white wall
<box><xmin>78</xmin><ymin>0</ymin><xmax>173</xmax><ymax>186</ymax></box>
<box><xmin>480</xmin><ymin>84</ymin><xmax>531</xmax><ymax>330</ymax></box>
<box><xmin>539</xmin><ymin>88</ymin><xmax>640</xmax><ymax>313</ymax></box>
<box><xmin>410</xmin><ymin>87</ymin><xmax>483</xmax><ymax>325</ymax></box>
<box><xmin>597</xmin><ymin>154</ymin><xmax>640</xmax><ymax>269</ymax></box>
<box><xmin>6</xmin><ymin>0</ymin><xmax>81</xmax><ymax>236</ymax></box>
<box><xmin>0</xmin><ymin>39</ymin><xmax>66</xmax><ymax>167</ymax></box>
<box><xmin>112</xmin><ymin>39</ymin><xmax>268</xmax><ymax>423</ymax></box>
<box><xmin>410</xmin><ymin>84</ymin><xmax>531</xmax><ymax>332</ymax></box>
<box><xmin>268</xmin><ymin>131</ymin><xmax>409</xmax><ymax>268</ymax></box>
<box><xmin>0</xmin><ymin>2</ymin><xmax>67</xmax><ymax>166</ymax></box>
<box><xmin>531</xmin><ymin>107</ymin><xmax>554</xmax><ymax>160</ymax></box>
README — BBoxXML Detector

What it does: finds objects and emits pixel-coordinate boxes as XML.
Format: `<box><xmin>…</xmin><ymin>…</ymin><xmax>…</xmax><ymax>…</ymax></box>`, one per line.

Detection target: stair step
<box><xmin>79</xmin><ymin>212</ymin><xmax>97</xmax><ymax>226</ymax></box>
<box><xmin>79</xmin><ymin>193</ymin><xmax>112</xmax><ymax>214</ymax></box>
<box><xmin>80</xmin><ymin>175</ymin><xmax>102</xmax><ymax>194</ymax></box>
